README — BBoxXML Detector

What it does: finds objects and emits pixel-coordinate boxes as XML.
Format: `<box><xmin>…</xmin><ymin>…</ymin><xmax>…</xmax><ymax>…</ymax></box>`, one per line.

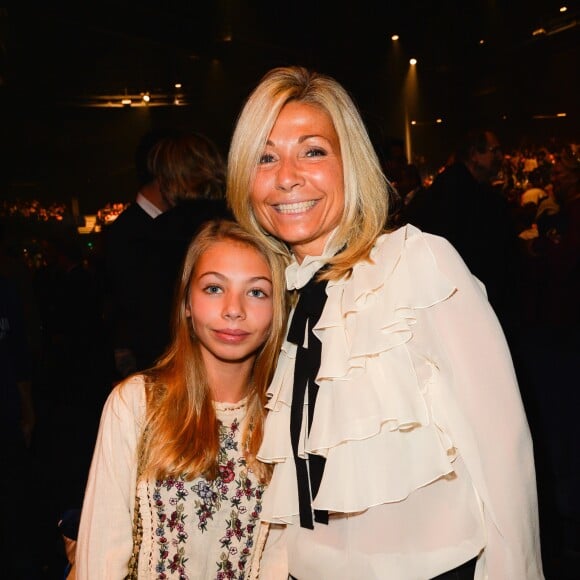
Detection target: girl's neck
<box><xmin>207</xmin><ymin>362</ymin><xmax>253</xmax><ymax>404</ymax></box>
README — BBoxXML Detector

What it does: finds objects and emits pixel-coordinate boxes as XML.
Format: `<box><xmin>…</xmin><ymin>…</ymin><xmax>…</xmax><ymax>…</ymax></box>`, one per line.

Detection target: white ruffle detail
<box><xmin>258</xmin><ymin>225</ymin><xmax>459</xmax><ymax>519</ymax></box>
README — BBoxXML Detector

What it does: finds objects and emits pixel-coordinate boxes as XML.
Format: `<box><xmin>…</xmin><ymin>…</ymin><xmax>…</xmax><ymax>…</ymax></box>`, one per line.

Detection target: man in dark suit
<box><xmin>103</xmin><ymin>129</ymin><xmax>230</xmax><ymax>379</ymax></box>
<box><xmin>103</xmin><ymin>128</ymin><xmax>179</xmax><ymax>379</ymax></box>
<box><xmin>406</xmin><ymin>129</ymin><xmax>522</xmax><ymax>339</ymax></box>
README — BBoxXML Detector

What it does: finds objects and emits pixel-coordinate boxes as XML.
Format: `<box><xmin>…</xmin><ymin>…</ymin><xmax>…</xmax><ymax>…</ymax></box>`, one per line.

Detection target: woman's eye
<box><xmin>259</xmin><ymin>152</ymin><xmax>275</xmax><ymax>164</ymax></box>
<box><xmin>305</xmin><ymin>147</ymin><xmax>326</xmax><ymax>158</ymax></box>
<box><xmin>204</xmin><ymin>285</ymin><xmax>222</xmax><ymax>294</ymax></box>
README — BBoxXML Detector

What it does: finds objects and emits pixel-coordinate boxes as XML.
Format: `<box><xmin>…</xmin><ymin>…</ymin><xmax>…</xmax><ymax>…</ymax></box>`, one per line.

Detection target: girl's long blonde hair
<box><xmin>227</xmin><ymin>65</ymin><xmax>390</xmax><ymax>281</ymax></box>
<box><xmin>139</xmin><ymin>219</ymin><xmax>288</xmax><ymax>483</ymax></box>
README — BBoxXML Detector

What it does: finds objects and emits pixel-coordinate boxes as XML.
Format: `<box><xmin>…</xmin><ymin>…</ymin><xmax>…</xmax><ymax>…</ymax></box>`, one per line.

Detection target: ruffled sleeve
<box><xmin>258</xmin><ymin>225</ymin><xmax>460</xmax><ymax>517</ymax></box>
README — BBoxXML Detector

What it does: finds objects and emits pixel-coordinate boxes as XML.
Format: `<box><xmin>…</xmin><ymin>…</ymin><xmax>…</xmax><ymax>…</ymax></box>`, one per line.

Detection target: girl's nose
<box><xmin>223</xmin><ymin>295</ymin><xmax>245</xmax><ymax>320</ymax></box>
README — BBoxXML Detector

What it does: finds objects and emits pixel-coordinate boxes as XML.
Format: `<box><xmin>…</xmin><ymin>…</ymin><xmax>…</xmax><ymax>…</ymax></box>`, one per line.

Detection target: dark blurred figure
<box><xmin>32</xmin><ymin>228</ymin><xmax>112</xmax><ymax>577</ymax></box>
<box><xmin>0</xmin><ymin>222</ymin><xmax>41</xmax><ymax>578</ymax></box>
<box><xmin>406</xmin><ymin>129</ymin><xmax>522</xmax><ymax>340</ymax></box>
<box><xmin>103</xmin><ymin>127</ymin><xmax>181</xmax><ymax>380</ymax></box>
<box><xmin>379</xmin><ymin>136</ymin><xmax>408</xmax><ymax>186</ymax></box>
<box><xmin>103</xmin><ymin>129</ymin><xmax>230</xmax><ymax>380</ymax></box>
<box><xmin>515</xmin><ymin>144</ymin><xmax>580</xmax><ymax>578</ymax></box>
<box><xmin>141</xmin><ymin>131</ymin><xmax>232</xmax><ymax>367</ymax></box>
<box><xmin>393</xmin><ymin>163</ymin><xmax>428</xmax><ymax>227</ymax></box>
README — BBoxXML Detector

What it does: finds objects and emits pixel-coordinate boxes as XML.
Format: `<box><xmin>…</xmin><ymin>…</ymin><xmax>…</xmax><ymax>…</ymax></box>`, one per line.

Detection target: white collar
<box><xmin>136</xmin><ymin>192</ymin><xmax>164</xmax><ymax>218</ymax></box>
<box><xmin>285</xmin><ymin>229</ymin><xmax>342</xmax><ymax>291</ymax></box>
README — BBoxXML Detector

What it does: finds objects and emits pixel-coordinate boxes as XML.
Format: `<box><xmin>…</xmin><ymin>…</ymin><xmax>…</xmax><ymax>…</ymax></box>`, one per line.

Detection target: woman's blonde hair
<box><xmin>139</xmin><ymin>219</ymin><xmax>289</xmax><ymax>483</ymax></box>
<box><xmin>227</xmin><ymin>66</ymin><xmax>390</xmax><ymax>280</ymax></box>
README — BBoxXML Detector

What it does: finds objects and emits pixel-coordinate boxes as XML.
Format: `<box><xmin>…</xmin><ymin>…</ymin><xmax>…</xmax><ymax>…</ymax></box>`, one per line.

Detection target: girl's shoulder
<box><xmin>105</xmin><ymin>374</ymin><xmax>148</xmax><ymax>422</ymax></box>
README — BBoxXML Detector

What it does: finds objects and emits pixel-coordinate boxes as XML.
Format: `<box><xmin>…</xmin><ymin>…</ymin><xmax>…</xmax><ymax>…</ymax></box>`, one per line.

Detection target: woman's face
<box><xmin>251</xmin><ymin>101</ymin><xmax>344</xmax><ymax>262</ymax></box>
<box><xmin>186</xmin><ymin>240</ymin><xmax>274</xmax><ymax>378</ymax></box>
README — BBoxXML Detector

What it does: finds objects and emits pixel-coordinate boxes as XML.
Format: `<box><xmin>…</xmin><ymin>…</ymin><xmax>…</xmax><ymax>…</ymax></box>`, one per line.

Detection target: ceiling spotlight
<box><xmin>409</xmin><ymin>58</ymin><xmax>417</xmax><ymax>65</ymax></box>
<box><xmin>411</xmin><ymin>120</ymin><xmax>417</xmax><ymax>125</ymax></box>
<box><xmin>436</xmin><ymin>118</ymin><xmax>442</xmax><ymax>124</ymax></box>
<box><xmin>391</xmin><ymin>34</ymin><xmax>399</xmax><ymax>41</ymax></box>
<box><xmin>560</xmin><ymin>6</ymin><xmax>568</xmax><ymax>13</ymax></box>
<box><xmin>479</xmin><ymin>39</ymin><xmax>485</xmax><ymax>45</ymax></box>
<box><xmin>174</xmin><ymin>83</ymin><xmax>182</xmax><ymax>89</ymax></box>
<box><xmin>142</xmin><ymin>94</ymin><xmax>150</xmax><ymax>103</ymax></box>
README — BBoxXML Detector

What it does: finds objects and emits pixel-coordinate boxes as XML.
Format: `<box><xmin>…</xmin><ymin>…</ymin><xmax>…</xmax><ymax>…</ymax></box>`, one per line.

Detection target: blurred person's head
<box><xmin>551</xmin><ymin>143</ymin><xmax>580</xmax><ymax>204</ymax></box>
<box><xmin>148</xmin><ymin>132</ymin><xmax>226</xmax><ymax>206</ymax></box>
<box><xmin>397</xmin><ymin>163</ymin><xmax>422</xmax><ymax>199</ymax></box>
<box><xmin>456</xmin><ymin>129</ymin><xmax>503</xmax><ymax>183</ymax></box>
<box><xmin>135</xmin><ymin>128</ymin><xmax>182</xmax><ymax>188</ymax></box>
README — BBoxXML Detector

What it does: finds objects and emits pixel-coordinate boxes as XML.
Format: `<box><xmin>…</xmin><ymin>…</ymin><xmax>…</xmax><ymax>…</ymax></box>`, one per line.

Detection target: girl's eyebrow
<box><xmin>197</xmin><ymin>271</ymin><xmax>273</xmax><ymax>284</ymax></box>
<box><xmin>197</xmin><ymin>270</ymin><xmax>224</xmax><ymax>279</ymax></box>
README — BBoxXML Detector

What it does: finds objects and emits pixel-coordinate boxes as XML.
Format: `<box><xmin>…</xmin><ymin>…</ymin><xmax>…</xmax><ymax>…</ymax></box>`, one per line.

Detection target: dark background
<box><xmin>1</xmin><ymin>1</ymin><xmax>578</xmax><ymax>213</ymax></box>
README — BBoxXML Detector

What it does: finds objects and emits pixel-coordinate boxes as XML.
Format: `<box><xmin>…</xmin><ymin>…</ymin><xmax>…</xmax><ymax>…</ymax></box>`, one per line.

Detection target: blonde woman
<box><xmin>227</xmin><ymin>66</ymin><xmax>544</xmax><ymax>579</ymax></box>
<box><xmin>76</xmin><ymin>219</ymin><xmax>289</xmax><ymax>578</ymax></box>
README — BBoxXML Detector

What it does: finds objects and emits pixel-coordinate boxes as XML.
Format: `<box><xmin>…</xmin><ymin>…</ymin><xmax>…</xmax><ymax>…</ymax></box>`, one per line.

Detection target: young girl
<box><xmin>75</xmin><ymin>219</ymin><xmax>289</xmax><ymax>579</ymax></box>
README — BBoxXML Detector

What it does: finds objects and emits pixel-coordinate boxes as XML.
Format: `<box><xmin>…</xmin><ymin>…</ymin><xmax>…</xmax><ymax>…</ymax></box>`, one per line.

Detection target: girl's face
<box><xmin>250</xmin><ymin>101</ymin><xmax>344</xmax><ymax>262</ymax></box>
<box><xmin>187</xmin><ymin>240</ymin><xmax>274</xmax><ymax>374</ymax></box>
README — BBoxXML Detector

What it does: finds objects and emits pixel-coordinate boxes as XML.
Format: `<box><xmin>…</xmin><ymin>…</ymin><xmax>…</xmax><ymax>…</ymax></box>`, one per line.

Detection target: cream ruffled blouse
<box><xmin>257</xmin><ymin>224</ymin><xmax>544</xmax><ymax>580</ymax></box>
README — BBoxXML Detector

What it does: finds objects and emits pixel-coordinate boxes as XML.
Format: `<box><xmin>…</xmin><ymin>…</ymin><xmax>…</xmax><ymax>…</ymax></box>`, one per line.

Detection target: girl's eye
<box><xmin>259</xmin><ymin>152</ymin><xmax>275</xmax><ymax>164</ymax></box>
<box><xmin>249</xmin><ymin>288</ymin><xmax>268</xmax><ymax>298</ymax></box>
<box><xmin>204</xmin><ymin>285</ymin><xmax>223</xmax><ymax>295</ymax></box>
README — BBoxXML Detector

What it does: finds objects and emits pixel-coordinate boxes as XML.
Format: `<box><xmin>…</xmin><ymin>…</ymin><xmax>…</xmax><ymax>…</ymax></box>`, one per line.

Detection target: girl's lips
<box><xmin>213</xmin><ymin>329</ymin><xmax>250</xmax><ymax>343</ymax></box>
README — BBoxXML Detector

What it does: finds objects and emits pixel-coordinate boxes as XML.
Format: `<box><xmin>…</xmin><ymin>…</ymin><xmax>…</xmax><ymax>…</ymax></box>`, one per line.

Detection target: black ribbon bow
<box><xmin>287</xmin><ymin>269</ymin><xmax>330</xmax><ymax>529</ymax></box>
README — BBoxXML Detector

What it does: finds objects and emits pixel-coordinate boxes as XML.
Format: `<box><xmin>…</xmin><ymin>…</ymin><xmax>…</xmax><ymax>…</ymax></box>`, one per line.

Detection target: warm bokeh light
<box><xmin>142</xmin><ymin>94</ymin><xmax>150</xmax><ymax>103</ymax></box>
<box><xmin>409</xmin><ymin>58</ymin><xmax>417</xmax><ymax>65</ymax></box>
<box><xmin>174</xmin><ymin>83</ymin><xmax>182</xmax><ymax>89</ymax></box>
<box><xmin>391</xmin><ymin>34</ymin><xmax>400</xmax><ymax>41</ymax></box>
<box><xmin>436</xmin><ymin>118</ymin><xmax>442</xmax><ymax>123</ymax></box>
<box><xmin>560</xmin><ymin>6</ymin><xmax>568</xmax><ymax>13</ymax></box>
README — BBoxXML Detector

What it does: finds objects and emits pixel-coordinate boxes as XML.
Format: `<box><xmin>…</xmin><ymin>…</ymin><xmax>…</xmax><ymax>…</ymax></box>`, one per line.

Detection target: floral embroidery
<box><xmin>150</xmin><ymin>414</ymin><xmax>264</xmax><ymax>579</ymax></box>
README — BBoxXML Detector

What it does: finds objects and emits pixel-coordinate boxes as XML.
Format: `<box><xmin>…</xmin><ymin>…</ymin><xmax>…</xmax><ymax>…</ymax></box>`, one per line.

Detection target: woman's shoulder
<box><xmin>376</xmin><ymin>224</ymin><xmax>470</xmax><ymax>274</ymax></box>
<box><xmin>377</xmin><ymin>223</ymin><xmax>456</xmax><ymax>252</ymax></box>
<box><xmin>333</xmin><ymin>224</ymin><xmax>470</xmax><ymax>311</ymax></box>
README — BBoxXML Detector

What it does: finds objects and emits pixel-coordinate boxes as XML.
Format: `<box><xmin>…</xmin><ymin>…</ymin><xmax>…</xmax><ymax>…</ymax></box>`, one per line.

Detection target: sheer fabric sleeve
<box><xmin>247</xmin><ymin>522</ymin><xmax>288</xmax><ymax>580</ymax></box>
<box><xmin>426</xmin><ymin>234</ymin><xmax>544</xmax><ymax>580</ymax></box>
<box><xmin>76</xmin><ymin>376</ymin><xmax>145</xmax><ymax>579</ymax></box>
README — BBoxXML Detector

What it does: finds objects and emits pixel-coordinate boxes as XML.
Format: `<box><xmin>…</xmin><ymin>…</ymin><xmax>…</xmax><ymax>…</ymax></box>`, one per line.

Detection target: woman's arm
<box><xmin>248</xmin><ymin>522</ymin><xmax>288</xmax><ymax>580</ymax></box>
<box><xmin>76</xmin><ymin>376</ymin><xmax>145</xmax><ymax>579</ymax></box>
<box><xmin>426</xmin><ymin>234</ymin><xmax>544</xmax><ymax>579</ymax></box>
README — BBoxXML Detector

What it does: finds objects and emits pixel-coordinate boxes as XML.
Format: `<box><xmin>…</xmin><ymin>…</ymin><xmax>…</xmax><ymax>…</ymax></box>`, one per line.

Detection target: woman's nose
<box><xmin>275</xmin><ymin>157</ymin><xmax>304</xmax><ymax>192</ymax></box>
